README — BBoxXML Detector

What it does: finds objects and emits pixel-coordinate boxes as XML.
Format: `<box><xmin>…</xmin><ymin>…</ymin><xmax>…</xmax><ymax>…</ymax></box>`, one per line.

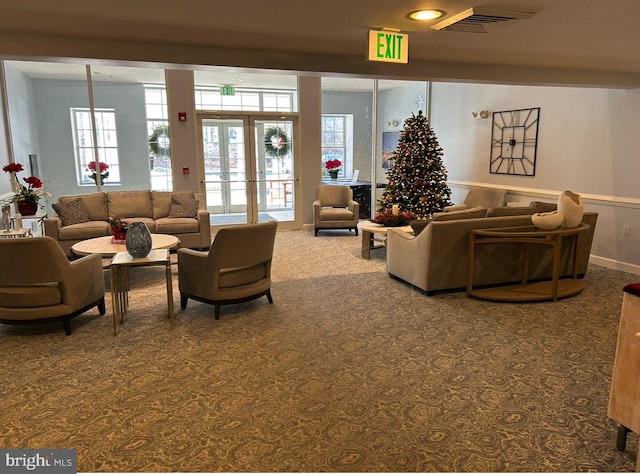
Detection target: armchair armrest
<box><xmin>63</xmin><ymin>253</ymin><xmax>105</xmax><ymax>307</ymax></box>
<box><xmin>196</xmin><ymin>209</ymin><xmax>211</xmax><ymax>248</ymax></box>
<box><xmin>386</xmin><ymin>226</ymin><xmax>433</xmax><ymax>291</ymax></box>
<box><xmin>44</xmin><ymin>216</ymin><xmax>62</xmax><ymax>240</ymax></box>
<box><xmin>347</xmin><ymin>200</ymin><xmax>360</xmax><ymax>217</ymax></box>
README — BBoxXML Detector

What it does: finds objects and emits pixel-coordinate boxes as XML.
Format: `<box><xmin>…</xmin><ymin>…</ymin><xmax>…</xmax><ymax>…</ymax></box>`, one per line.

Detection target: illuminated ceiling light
<box><xmin>408</xmin><ymin>9</ymin><xmax>445</xmax><ymax>21</ymax></box>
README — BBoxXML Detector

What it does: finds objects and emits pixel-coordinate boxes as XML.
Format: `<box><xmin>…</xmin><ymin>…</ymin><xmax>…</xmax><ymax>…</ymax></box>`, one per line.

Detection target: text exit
<box><xmin>368</xmin><ymin>30</ymin><xmax>409</xmax><ymax>64</ymax></box>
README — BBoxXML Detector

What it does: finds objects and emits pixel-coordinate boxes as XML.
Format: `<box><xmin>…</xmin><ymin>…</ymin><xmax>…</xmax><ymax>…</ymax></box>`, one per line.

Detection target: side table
<box><xmin>110</xmin><ymin>249</ymin><xmax>174</xmax><ymax>335</ymax></box>
<box><xmin>467</xmin><ymin>223</ymin><xmax>590</xmax><ymax>302</ymax></box>
<box><xmin>357</xmin><ymin>221</ymin><xmax>413</xmax><ymax>259</ymax></box>
<box><xmin>0</xmin><ymin>228</ymin><xmax>32</xmax><ymax>239</ymax></box>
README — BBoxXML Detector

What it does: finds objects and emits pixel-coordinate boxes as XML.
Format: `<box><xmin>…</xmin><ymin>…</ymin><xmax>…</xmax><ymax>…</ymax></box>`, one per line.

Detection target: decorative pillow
<box><xmin>52</xmin><ymin>198</ymin><xmax>89</xmax><ymax>226</ymax></box>
<box><xmin>168</xmin><ymin>196</ymin><xmax>199</xmax><ymax>218</ymax></box>
<box><xmin>432</xmin><ymin>207</ymin><xmax>487</xmax><ymax>221</ymax></box>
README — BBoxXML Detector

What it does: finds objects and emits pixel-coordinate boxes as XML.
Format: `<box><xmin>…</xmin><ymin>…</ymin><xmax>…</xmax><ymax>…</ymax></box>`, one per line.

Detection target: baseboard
<box><xmin>590</xmin><ymin>255</ymin><xmax>640</xmax><ymax>276</ymax></box>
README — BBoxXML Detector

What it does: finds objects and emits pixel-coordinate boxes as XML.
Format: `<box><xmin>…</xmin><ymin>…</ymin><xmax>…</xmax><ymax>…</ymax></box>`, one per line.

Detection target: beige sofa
<box><xmin>387</xmin><ymin>206</ymin><xmax>598</xmax><ymax>295</ymax></box>
<box><xmin>45</xmin><ymin>190</ymin><xmax>211</xmax><ymax>257</ymax></box>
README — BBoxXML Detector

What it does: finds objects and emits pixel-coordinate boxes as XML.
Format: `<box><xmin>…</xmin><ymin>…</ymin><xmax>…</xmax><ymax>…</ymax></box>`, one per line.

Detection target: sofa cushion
<box><xmin>58</xmin><ymin>221</ymin><xmax>110</xmax><ymax>240</ymax></box>
<box><xmin>487</xmin><ymin>206</ymin><xmax>538</xmax><ymax>217</ymax></box>
<box><xmin>152</xmin><ymin>191</ymin><xmax>195</xmax><ymax>219</ymax></box>
<box><xmin>59</xmin><ymin>192</ymin><xmax>108</xmax><ymax>222</ymax></box>
<box><xmin>119</xmin><ymin>217</ymin><xmax>156</xmax><ymax>233</ymax></box>
<box><xmin>433</xmin><ymin>207</ymin><xmax>487</xmax><ymax>221</ymax></box>
<box><xmin>52</xmin><ymin>198</ymin><xmax>89</xmax><ymax>226</ymax></box>
<box><xmin>168</xmin><ymin>196</ymin><xmax>199</xmax><ymax>218</ymax></box>
<box><xmin>0</xmin><ymin>283</ymin><xmax>61</xmax><ymax>308</ymax></box>
<box><xmin>108</xmin><ymin>191</ymin><xmax>153</xmax><ymax>219</ymax></box>
<box><xmin>155</xmin><ymin>217</ymin><xmax>201</xmax><ymax>234</ymax></box>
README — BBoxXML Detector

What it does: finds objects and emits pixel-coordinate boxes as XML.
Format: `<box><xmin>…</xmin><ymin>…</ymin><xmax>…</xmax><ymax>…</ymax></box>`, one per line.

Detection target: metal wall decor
<box><xmin>490</xmin><ymin>107</ymin><xmax>540</xmax><ymax>176</ymax></box>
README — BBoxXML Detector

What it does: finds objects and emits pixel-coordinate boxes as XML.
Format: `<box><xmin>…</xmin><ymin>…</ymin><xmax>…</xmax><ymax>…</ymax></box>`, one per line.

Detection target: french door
<box><xmin>197</xmin><ymin>113</ymin><xmax>298</xmax><ymax>229</ymax></box>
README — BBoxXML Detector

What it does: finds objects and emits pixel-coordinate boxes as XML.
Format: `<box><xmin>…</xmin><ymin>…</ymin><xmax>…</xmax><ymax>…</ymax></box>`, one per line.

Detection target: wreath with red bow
<box><xmin>264</xmin><ymin>126</ymin><xmax>291</xmax><ymax>158</ymax></box>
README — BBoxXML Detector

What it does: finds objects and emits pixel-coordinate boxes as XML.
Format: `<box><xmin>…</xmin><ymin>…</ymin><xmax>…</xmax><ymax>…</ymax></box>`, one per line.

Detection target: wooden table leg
<box><xmin>166</xmin><ymin>261</ymin><xmax>174</xmax><ymax>328</ymax></box>
<box><xmin>361</xmin><ymin>229</ymin><xmax>372</xmax><ymax>259</ymax></box>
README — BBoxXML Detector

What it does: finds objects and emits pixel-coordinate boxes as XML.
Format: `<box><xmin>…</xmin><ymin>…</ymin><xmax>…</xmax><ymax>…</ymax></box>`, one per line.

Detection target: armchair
<box><xmin>313</xmin><ymin>185</ymin><xmax>359</xmax><ymax>236</ymax></box>
<box><xmin>443</xmin><ymin>187</ymin><xmax>506</xmax><ymax>212</ymax></box>
<box><xmin>0</xmin><ymin>237</ymin><xmax>105</xmax><ymax>335</ymax></box>
<box><xmin>178</xmin><ymin>221</ymin><xmax>277</xmax><ymax>320</ymax></box>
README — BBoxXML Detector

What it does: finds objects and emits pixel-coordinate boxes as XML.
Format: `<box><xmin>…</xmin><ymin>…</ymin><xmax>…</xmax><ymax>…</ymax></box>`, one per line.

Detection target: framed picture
<box><xmin>382</xmin><ymin>131</ymin><xmax>400</xmax><ymax>169</ymax></box>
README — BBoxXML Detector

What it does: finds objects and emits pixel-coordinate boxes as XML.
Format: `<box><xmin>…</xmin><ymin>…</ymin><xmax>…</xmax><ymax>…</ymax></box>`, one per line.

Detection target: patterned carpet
<box><xmin>0</xmin><ymin>229</ymin><xmax>638</xmax><ymax>472</ymax></box>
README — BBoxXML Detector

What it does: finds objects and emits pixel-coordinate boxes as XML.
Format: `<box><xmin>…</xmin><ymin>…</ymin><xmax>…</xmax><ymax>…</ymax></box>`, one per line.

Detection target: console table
<box><xmin>467</xmin><ymin>223</ymin><xmax>590</xmax><ymax>302</ymax></box>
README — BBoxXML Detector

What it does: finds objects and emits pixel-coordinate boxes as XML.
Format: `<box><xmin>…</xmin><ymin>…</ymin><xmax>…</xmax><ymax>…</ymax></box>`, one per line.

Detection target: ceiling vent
<box><xmin>431</xmin><ymin>7</ymin><xmax>535</xmax><ymax>33</ymax></box>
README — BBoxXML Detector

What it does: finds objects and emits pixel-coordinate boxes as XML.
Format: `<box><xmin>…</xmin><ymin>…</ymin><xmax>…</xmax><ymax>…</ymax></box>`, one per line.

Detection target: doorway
<box><xmin>197</xmin><ymin>113</ymin><xmax>298</xmax><ymax>229</ymax></box>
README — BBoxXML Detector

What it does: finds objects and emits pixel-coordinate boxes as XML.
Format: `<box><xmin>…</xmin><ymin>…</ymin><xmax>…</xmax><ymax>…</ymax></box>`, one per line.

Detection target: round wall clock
<box><xmin>490</xmin><ymin>107</ymin><xmax>540</xmax><ymax>176</ymax></box>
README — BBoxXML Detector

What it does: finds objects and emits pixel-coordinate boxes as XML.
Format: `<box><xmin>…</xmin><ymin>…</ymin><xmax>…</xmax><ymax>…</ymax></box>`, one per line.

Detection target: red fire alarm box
<box><xmin>178</xmin><ymin>112</ymin><xmax>187</xmax><ymax>122</ymax></box>
<box><xmin>182</xmin><ymin>167</ymin><xmax>189</xmax><ymax>175</ymax></box>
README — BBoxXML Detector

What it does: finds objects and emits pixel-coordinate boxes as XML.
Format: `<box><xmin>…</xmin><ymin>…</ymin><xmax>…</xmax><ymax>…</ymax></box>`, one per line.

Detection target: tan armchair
<box><xmin>0</xmin><ymin>237</ymin><xmax>105</xmax><ymax>335</ymax></box>
<box><xmin>313</xmin><ymin>185</ymin><xmax>359</xmax><ymax>236</ymax></box>
<box><xmin>178</xmin><ymin>221</ymin><xmax>277</xmax><ymax>319</ymax></box>
<box><xmin>443</xmin><ymin>187</ymin><xmax>506</xmax><ymax>212</ymax></box>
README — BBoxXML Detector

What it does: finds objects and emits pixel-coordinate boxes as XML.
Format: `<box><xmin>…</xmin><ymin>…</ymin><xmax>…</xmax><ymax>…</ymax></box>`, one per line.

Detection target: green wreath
<box><xmin>264</xmin><ymin>126</ymin><xmax>291</xmax><ymax>157</ymax></box>
<box><xmin>149</xmin><ymin>124</ymin><xmax>170</xmax><ymax>158</ymax></box>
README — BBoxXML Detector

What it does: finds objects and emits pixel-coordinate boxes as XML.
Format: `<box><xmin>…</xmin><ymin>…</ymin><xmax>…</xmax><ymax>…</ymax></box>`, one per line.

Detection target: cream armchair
<box><xmin>313</xmin><ymin>185</ymin><xmax>359</xmax><ymax>236</ymax></box>
<box><xmin>0</xmin><ymin>237</ymin><xmax>105</xmax><ymax>335</ymax></box>
<box><xmin>178</xmin><ymin>221</ymin><xmax>277</xmax><ymax>320</ymax></box>
<box><xmin>443</xmin><ymin>187</ymin><xmax>506</xmax><ymax>212</ymax></box>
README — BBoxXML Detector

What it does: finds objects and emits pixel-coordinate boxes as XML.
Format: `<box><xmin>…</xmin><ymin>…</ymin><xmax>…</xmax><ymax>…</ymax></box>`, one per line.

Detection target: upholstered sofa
<box><xmin>44</xmin><ymin>190</ymin><xmax>211</xmax><ymax>257</ymax></box>
<box><xmin>387</xmin><ymin>203</ymin><xmax>598</xmax><ymax>295</ymax></box>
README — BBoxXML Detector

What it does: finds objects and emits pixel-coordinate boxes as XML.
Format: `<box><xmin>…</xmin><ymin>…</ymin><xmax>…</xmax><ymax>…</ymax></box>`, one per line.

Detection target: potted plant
<box><xmin>324</xmin><ymin>158</ymin><xmax>342</xmax><ymax>179</ymax></box>
<box><xmin>2</xmin><ymin>162</ymin><xmax>50</xmax><ymax>216</ymax></box>
<box><xmin>87</xmin><ymin>161</ymin><xmax>109</xmax><ymax>185</ymax></box>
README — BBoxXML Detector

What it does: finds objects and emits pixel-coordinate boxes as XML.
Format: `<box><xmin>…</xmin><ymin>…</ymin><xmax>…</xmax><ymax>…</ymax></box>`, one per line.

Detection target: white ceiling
<box><xmin>0</xmin><ymin>0</ymin><xmax>639</xmax><ymax>88</ymax></box>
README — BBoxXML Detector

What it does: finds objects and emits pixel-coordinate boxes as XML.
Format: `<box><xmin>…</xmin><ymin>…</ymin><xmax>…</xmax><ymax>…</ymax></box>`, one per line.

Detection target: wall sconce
<box><xmin>471</xmin><ymin>110</ymin><xmax>490</xmax><ymax>120</ymax></box>
<box><xmin>387</xmin><ymin>120</ymin><xmax>399</xmax><ymax>127</ymax></box>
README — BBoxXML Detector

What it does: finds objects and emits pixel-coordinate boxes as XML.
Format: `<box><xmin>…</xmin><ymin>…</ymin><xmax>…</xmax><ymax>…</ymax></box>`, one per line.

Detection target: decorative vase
<box><xmin>329</xmin><ymin>170</ymin><xmax>338</xmax><ymax>180</ymax></box>
<box><xmin>17</xmin><ymin>201</ymin><xmax>38</xmax><ymax>216</ymax></box>
<box><xmin>531</xmin><ymin>211</ymin><xmax>564</xmax><ymax>230</ymax></box>
<box><xmin>125</xmin><ymin>222</ymin><xmax>152</xmax><ymax>258</ymax></box>
<box><xmin>557</xmin><ymin>190</ymin><xmax>584</xmax><ymax>228</ymax></box>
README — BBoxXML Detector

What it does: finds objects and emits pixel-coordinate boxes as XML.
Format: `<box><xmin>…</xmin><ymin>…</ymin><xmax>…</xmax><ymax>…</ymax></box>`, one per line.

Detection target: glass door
<box><xmin>197</xmin><ymin>113</ymin><xmax>298</xmax><ymax>229</ymax></box>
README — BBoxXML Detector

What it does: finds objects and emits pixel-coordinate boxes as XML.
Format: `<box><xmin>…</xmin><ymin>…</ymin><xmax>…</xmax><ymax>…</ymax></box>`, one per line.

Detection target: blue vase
<box><xmin>125</xmin><ymin>222</ymin><xmax>152</xmax><ymax>258</ymax></box>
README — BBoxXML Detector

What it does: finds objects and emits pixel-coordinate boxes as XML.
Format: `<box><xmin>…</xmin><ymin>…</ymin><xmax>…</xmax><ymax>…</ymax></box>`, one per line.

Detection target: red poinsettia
<box><xmin>324</xmin><ymin>159</ymin><xmax>342</xmax><ymax>172</ymax></box>
<box><xmin>2</xmin><ymin>163</ymin><xmax>24</xmax><ymax>174</ymax></box>
<box><xmin>86</xmin><ymin>161</ymin><xmax>109</xmax><ymax>185</ymax></box>
<box><xmin>87</xmin><ymin>161</ymin><xmax>109</xmax><ymax>173</ymax></box>
<box><xmin>2</xmin><ymin>162</ymin><xmax>49</xmax><ymax>204</ymax></box>
<box><xmin>373</xmin><ymin>208</ymin><xmax>414</xmax><ymax>227</ymax></box>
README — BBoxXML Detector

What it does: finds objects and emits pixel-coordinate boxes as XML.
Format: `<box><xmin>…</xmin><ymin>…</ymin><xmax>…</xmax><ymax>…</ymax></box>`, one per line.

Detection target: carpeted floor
<box><xmin>0</xmin><ymin>229</ymin><xmax>638</xmax><ymax>472</ymax></box>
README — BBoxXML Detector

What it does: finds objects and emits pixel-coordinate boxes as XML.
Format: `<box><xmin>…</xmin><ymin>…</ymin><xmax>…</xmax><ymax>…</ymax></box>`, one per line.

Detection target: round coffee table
<box><xmin>71</xmin><ymin>234</ymin><xmax>180</xmax><ymax>257</ymax></box>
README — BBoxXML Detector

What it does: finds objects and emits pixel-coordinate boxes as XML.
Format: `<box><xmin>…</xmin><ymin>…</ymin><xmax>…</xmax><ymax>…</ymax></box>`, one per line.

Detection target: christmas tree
<box><xmin>377</xmin><ymin>110</ymin><xmax>452</xmax><ymax>219</ymax></box>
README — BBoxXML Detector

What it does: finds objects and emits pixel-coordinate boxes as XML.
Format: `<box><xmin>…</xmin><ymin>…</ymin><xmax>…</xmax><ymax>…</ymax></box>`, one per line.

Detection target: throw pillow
<box><xmin>52</xmin><ymin>198</ymin><xmax>89</xmax><ymax>226</ymax></box>
<box><xmin>168</xmin><ymin>196</ymin><xmax>199</xmax><ymax>218</ymax></box>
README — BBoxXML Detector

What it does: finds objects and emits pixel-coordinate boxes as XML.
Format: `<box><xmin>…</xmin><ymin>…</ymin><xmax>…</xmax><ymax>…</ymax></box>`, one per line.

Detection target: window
<box><xmin>321</xmin><ymin>115</ymin><xmax>353</xmax><ymax>179</ymax></box>
<box><xmin>71</xmin><ymin>108</ymin><xmax>120</xmax><ymax>185</ymax></box>
<box><xmin>145</xmin><ymin>86</ymin><xmax>172</xmax><ymax>191</ymax></box>
<box><xmin>194</xmin><ymin>87</ymin><xmax>294</xmax><ymax>112</ymax></box>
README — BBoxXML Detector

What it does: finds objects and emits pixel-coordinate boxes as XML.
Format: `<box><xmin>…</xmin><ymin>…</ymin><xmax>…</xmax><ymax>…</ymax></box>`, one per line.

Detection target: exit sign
<box><xmin>368</xmin><ymin>30</ymin><xmax>409</xmax><ymax>64</ymax></box>
<box><xmin>221</xmin><ymin>85</ymin><xmax>235</xmax><ymax>96</ymax></box>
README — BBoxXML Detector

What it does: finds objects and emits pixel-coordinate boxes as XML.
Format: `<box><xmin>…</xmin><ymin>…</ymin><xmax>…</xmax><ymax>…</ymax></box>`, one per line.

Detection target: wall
<box><xmin>431</xmin><ymin>82</ymin><xmax>640</xmax><ymax>273</ymax></box>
